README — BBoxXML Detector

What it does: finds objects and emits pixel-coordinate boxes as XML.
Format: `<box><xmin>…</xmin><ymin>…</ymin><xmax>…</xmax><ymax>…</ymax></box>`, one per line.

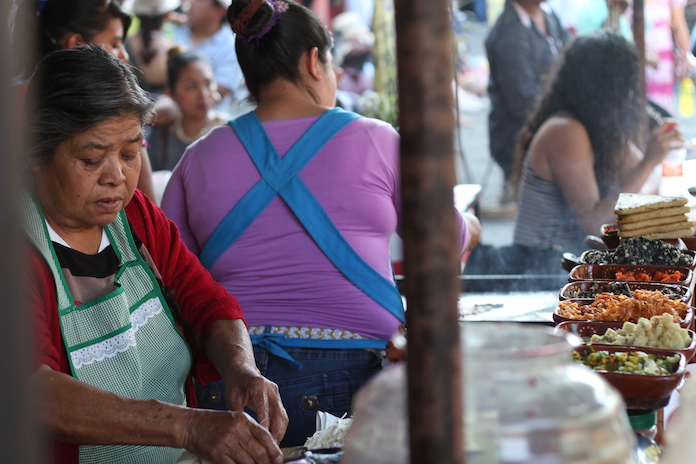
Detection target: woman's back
<box><xmin>514</xmin><ymin>156</ymin><xmax>586</xmax><ymax>254</ymax></box>
<box><xmin>162</xmin><ymin>114</ymin><xmax>402</xmax><ymax>339</ymax></box>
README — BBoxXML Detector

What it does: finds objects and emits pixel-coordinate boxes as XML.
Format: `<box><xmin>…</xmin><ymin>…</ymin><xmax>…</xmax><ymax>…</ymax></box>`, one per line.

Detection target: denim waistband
<box><xmin>248</xmin><ymin>326</ymin><xmax>389</xmax><ymax>369</ymax></box>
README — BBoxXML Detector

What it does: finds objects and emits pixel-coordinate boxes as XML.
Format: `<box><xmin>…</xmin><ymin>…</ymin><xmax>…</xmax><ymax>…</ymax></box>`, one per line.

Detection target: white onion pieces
<box><xmin>304</xmin><ymin>417</ymin><xmax>353</xmax><ymax>449</ymax></box>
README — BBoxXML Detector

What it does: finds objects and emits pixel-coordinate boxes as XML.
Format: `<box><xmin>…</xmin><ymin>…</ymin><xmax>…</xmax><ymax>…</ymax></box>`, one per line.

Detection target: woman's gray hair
<box><xmin>24</xmin><ymin>45</ymin><xmax>155</xmax><ymax>166</ymax></box>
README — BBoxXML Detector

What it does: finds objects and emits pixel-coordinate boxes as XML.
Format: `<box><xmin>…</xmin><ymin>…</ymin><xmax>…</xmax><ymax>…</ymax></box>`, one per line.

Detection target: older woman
<box><xmin>162</xmin><ymin>0</ymin><xmax>480</xmax><ymax>446</ymax></box>
<box><xmin>24</xmin><ymin>45</ymin><xmax>286</xmax><ymax>464</ymax></box>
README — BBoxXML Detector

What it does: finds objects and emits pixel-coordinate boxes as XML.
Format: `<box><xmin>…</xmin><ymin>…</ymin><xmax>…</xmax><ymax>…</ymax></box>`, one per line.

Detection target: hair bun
<box><xmin>228</xmin><ymin>0</ymin><xmax>273</xmax><ymax>38</ymax></box>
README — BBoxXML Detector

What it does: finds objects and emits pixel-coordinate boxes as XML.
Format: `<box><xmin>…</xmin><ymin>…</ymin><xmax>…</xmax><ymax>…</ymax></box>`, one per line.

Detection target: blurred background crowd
<box><xmin>14</xmin><ymin>0</ymin><xmax>696</xmax><ymax>263</ymax></box>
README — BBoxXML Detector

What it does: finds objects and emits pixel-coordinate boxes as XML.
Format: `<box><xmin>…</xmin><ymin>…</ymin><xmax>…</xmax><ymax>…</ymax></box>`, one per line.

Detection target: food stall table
<box><xmin>458</xmin><ymin>290</ymin><xmax>558</xmax><ymax>324</ymax></box>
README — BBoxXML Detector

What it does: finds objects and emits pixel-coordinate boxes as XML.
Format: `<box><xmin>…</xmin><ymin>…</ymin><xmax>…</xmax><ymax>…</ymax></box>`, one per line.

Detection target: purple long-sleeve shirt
<box><xmin>162</xmin><ymin>114</ymin><xmax>469</xmax><ymax>340</ymax></box>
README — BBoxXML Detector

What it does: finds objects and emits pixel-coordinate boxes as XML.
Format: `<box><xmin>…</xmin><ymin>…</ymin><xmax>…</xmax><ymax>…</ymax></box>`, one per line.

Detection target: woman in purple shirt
<box><xmin>162</xmin><ymin>0</ymin><xmax>479</xmax><ymax>446</ymax></box>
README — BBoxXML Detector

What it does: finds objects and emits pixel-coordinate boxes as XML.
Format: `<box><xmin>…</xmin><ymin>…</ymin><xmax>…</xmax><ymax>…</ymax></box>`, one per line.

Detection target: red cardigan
<box><xmin>28</xmin><ymin>190</ymin><xmax>244</xmax><ymax>463</ymax></box>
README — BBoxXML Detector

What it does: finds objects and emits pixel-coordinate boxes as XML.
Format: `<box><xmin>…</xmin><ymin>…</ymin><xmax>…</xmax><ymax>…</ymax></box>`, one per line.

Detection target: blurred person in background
<box><xmin>467</xmin><ymin>32</ymin><xmax>682</xmax><ymax>282</ymax></box>
<box><xmin>332</xmin><ymin>11</ymin><xmax>375</xmax><ymax>98</ymax></box>
<box><xmin>146</xmin><ymin>47</ymin><xmax>229</xmax><ymax>172</ymax></box>
<box><xmin>125</xmin><ymin>0</ymin><xmax>181</xmax><ymax>96</ymax></box>
<box><xmin>512</xmin><ymin>32</ymin><xmax>682</xmax><ymax>263</ymax></box>
<box><xmin>485</xmin><ymin>0</ymin><xmax>570</xmax><ymax>205</ymax></box>
<box><xmin>11</xmin><ymin>0</ymin><xmax>158</xmax><ymax>203</ymax></box>
<box><xmin>171</xmin><ymin>0</ymin><xmax>249</xmax><ymax>115</ymax></box>
<box><xmin>643</xmin><ymin>0</ymin><xmax>692</xmax><ymax>113</ymax></box>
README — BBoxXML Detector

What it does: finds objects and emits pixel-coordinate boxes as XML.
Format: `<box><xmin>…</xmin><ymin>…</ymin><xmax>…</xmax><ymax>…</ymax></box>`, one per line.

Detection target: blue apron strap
<box><xmin>279</xmin><ymin>178</ymin><xmax>405</xmax><ymax>322</ymax></box>
<box><xmin>250</xmin><ymin>333</ymin><xmax>390</xmax><ymax>369</ymax></box>
<box><xmin>199</xmin><ymin>113</ymin><xmax>278</xmax><ymax>269</ymax></box>
<box><xmin>199</xmin><ymin>109</ymin><xmax>357</xmax><ymax>269</ymax></box>
<box><xmin>200</xmin><ymin>108</ymin><xmax>405</xmax><ymax>323</ymax></box>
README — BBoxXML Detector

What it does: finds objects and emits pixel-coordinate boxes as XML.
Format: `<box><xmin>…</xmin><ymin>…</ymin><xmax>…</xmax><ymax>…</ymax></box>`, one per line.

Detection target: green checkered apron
<box><xmin>21</xmin><ymin>194</ymin><xmax>192</xmax><ymax>464</ymax></box>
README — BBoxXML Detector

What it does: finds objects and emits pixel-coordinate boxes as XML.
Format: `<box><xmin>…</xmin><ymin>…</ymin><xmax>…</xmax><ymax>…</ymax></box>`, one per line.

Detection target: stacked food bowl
<box><xmin>554</xmin><ymin>236</ymin><xmax>696</xmax><ymax>411</ymax></box>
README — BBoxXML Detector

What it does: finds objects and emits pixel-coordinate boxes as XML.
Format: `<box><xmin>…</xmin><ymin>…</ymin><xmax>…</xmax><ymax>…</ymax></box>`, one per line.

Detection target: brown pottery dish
<box><xmin>571</xmin><ymin>345</ymin><xmax>686</xmax><ymax>409</ymax></box>
<box><xmin>559</xmin><ymin>281</ymin><xmax>692</xmax><ymax>304</ymax></box>
<box><xmin>553</xmin><ymin>300</ymin><xmax>694</xmax><ymax>329</ymax></box>
<box><xmin>556</xmin><ymin>320</ymin><xmax>696</xmax><ymax>363</ymax></box>
<box><xmin>568</xmin><ymin>264</ymin><xmax>693</xmax><ymax>287</ymax></box>
<box><xmin>682</xmin><ymin>234</ymin><xmax>696</xmax><ymax>251</ymax></box>
<box><xmin>600</xmin><ymin>223</ymin><xmax>621</xmax><ymax>249</ymax></box>
<box><xmin>579</xmin><ymin>249</ymin><xmax>696</xmax><ymax>269</ymax></box>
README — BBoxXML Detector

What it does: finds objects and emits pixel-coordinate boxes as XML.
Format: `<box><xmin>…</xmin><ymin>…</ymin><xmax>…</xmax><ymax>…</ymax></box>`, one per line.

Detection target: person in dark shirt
<box><xmin>485</xmin><ymin>0</ymin><xmax>570</xmax><ymax>202</ymax></box>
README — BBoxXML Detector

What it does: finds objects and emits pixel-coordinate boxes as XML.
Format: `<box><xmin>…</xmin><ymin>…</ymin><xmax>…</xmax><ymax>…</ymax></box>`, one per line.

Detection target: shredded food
<box><xmin>557</xmin><ymin>290</ymin><xmax>689</xmax><ymax>323</ymax></box>
<box><xmin>304</xmin><ymin>417</ymin><xmax>353</xmax><ymax>450</ymax></box>
<box><xmin>614</xmin><ymin>269</ymin><xmax>685</xmax><ymax>283</ymax></box>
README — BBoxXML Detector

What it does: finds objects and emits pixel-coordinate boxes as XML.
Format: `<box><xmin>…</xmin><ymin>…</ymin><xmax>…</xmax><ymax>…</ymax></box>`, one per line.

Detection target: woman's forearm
<box><xmin>36</xmin><ymin>364</ymin><xmax>188</xmax><ymax>447</ymax></box>
<box><xmin>580</xmin><ymin>160</ymin><xmax>660</xmax><ymax>235</ymax></box>
<box><xmin>203</xmin><ymin>319</ymin><xmax>289</xmax><ymax>441</ymax></box>
<box><xmin>671</xmin><ymin>5</ymin><xmax>691</xmax><ymax>56</ymax></box>
<box><xmin>204</xmin><ymin>319</ymin><xmax>259</xmax><ymax>381</ymax></box>
<box><xmin>36</xmin><ymin>363</ymin><xmax>285</xmax><ymax>462</ymax></box>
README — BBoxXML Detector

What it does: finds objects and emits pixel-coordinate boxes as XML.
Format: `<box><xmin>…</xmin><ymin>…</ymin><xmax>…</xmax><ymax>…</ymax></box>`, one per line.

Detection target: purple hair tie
<box><xmin>244</xmin><ymin>0</ymin><xmax>289</xmax><ymax>44</ymax></box>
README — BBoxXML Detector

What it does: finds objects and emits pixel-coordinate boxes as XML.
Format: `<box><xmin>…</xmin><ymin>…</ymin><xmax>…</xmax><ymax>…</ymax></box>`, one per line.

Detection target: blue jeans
<box><xmin>194</xmin><ymin>345</ymin><xmax>384</xmax><ymax>447</ymax></box>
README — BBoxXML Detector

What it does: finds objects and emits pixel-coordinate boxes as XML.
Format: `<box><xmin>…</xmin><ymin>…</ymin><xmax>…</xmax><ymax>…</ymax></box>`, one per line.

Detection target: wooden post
<box><xmin>0</xmin><ymin>1</ymin><xmax>42</xmax><ymax>461</ymax></box>
<box><xmin>633</xmin><ymin>0</ymin><xmax>646</xmax><ymax>101</ymax></box>
<box><xmin>393</xmin><ymin>1</ymin><xmax>465</xmax><ymax>463</ymax></box>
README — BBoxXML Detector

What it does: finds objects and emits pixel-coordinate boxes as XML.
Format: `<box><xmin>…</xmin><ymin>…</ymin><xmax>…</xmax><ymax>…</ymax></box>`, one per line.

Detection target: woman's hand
<box><xmin>644</xmin><ymin>120</ymin><xmax>685</xmax><ymax>166</ymax></box>
<box><xmin>182</xmin><ymin>410</ymin><xmax>283</xmax><ymax>464</ymax></box>
<box><xmin>35</xmin><ymin>365</ymin><xmax>283</xmax><ymax>463</ymax></box>
<box><xmin>204</xmin><ymin>319</ymin><xmax>289</xmax><ymax>442</ymax></box>
<box><xmin>224</xmin><ymin>370</ymin><xmax>288</xmax><ymax>442</ymax></box>
<box><xmin>646</xmin><ymin>48</ymin><xmax>660</xmax><ymax>69</ymax></box>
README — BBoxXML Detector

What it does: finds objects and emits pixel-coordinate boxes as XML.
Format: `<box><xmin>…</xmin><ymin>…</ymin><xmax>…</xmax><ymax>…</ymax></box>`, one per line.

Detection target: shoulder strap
<box><xmin>199</xmin><ymin>108</ymin><xmax>359</xmax><ymax>268</ymax></box>
<box><xmin>200</xmin><ymin>109</ymin><xmax>405</xmax><ymax>323</ymax></box>
<box><xmin>278</xmin><ymin>174</ymin><xmax>405</xmax><ymax>322</ymax></box>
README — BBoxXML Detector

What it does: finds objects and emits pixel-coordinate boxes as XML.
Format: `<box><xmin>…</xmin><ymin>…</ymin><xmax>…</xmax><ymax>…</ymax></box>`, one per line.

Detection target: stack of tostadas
<box><xmin>615</xmin><ymin>193</ymin><xmax>695</xmax><ymax>240</ymax></box>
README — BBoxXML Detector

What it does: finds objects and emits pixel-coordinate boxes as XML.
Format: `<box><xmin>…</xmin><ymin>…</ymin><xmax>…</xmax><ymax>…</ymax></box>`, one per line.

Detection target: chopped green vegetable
<box><xmin>572</xmin><ymin>349</ymin><xmax>679</xmax><ymax>375</ymax></box>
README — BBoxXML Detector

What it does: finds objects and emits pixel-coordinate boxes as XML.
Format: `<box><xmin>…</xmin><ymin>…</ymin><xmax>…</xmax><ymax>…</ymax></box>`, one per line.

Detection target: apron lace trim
<box><xmin>71</xmin><ymin>297</ymin><xmax>163</xmax><ymax>369</ymax></box>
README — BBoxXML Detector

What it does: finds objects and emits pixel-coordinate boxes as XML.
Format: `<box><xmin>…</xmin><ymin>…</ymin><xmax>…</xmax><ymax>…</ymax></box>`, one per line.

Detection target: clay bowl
<box><xmin>579</xmin><ymin>249</ymin><xmax>696</xmax><ymax>270</ymax></box>
<box><xmin>559</xmin><ymin>281</ymin><xmax>692</xmax><ymax>304</ymax></box>
<box><xmin>553</xmin><ymin>299</ymin><xmax>693</xmax><ymax>329</ymax></box>
<box><xmin>682</xmin><ymin>234</ymin><xmax>696</xmax><ymax>251</ymax></box>
<box><xmin>572</xmin><ymin>345</ymin><xmax>686</xmax><ymax>409</ymax></box>
<box><xmin>568</xmin><ymin>264</ymin><xmax>693</xmax><ymax>287</ymax></box>
<box><xmin>600</xmin><ymin>223</ymin><xmax>621</xmax><ymax>250</ymax></box>
<box><xmin>556</xmin><ymin>320</ymin><xmax>696</xmax><ymax>363</ymax></box>
<box><xmin>598</xmin><ymin>225</ymin><xmax>687</xmax><ymax>251</ymax></box>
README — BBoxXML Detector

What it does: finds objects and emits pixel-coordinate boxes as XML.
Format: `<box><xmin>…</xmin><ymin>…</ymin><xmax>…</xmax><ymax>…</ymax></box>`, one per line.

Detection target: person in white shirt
<box><xmin>172</xmin><ymin>0</ymin><xmax>249</xmax><ymax>112</ymax></box>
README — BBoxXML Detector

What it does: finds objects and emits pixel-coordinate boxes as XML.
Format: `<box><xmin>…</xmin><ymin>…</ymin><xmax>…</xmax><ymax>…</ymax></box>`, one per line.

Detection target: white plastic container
<box><xmin>660</xmin><ymin>147</ymin><xmax>688</xmax><ymax>196</ymax></box>
<box><xmin>342</xmin><ymin>323</ymin><xmax>637</xmax><ymax>464</ymax></box>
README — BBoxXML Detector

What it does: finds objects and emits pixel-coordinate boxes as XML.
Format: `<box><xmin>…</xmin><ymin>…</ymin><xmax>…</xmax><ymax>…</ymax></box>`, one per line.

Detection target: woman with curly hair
<box><xmin>512</xmin><ymin>31</ymin><xmax>683</xmax><ymax>268</ymax></box>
